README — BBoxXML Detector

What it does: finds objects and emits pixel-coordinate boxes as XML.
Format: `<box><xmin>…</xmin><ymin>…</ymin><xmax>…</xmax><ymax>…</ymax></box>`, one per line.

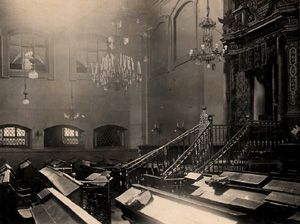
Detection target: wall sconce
<box><xmin>174</xmin><ymin>121</ymin><xmax>185</xmax><ymax>133</ymax></box>
<box><xmin>151</xmin><ymin>122</ymin><xmax>161</xmax><ymax>133</ymax></box>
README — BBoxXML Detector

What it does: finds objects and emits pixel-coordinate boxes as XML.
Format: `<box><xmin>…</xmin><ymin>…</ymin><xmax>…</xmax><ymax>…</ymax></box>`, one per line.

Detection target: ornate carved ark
<box><xmin>221</xmin><ymin>0</ymin><xmax>299</xmax><ymax>130</ymax></box>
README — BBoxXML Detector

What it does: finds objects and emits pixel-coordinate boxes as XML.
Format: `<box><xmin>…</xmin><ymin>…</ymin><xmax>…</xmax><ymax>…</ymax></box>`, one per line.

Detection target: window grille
<box><xmin>94</xmin><ymin>125</ymin><xmax>126</xmax><ymax>148</ymax></box>
<box><xmin>0</xmin><ymin>125</ymin><xmax>30</xmax><ymax>147</ymax></box>
<box><xmin>62</xmin><ymin>127</ymin><xmax>79</xmax><ymax>145</ymax></box>
<box><xmin>44</xmin><ymin>125</ymin><xmax>83</xmax><ymax>147</ymax></box>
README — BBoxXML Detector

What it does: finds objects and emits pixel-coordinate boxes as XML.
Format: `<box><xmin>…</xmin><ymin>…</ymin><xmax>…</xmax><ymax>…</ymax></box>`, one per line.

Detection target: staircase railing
<box><xmin>196</xmin><ymin>119</ymin><xmax>283</xmax><ymax>175</ymax></box>
<box><xmin>161</xmin><ymin>121</ymin><xmax>213</xmax><ymax>179</ymax></box>
<box><xmin>212</xmin><ymin>124</ymin><xmax>232</xmax><ymax>146</ymax></box>
<box><xmin>122</xmin><ymin>124</ymin><xmax>201</xmax><ymax>172</ymax></box>
<box><xmin>120</xmin><ymin>109</ymin><xmax>212</xmax><ymax>188</ymax></box>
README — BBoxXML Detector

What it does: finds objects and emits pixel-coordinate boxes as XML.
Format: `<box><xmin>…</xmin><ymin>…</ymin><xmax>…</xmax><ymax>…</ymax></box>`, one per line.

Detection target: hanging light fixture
<box><xmin>189</xmin><ymin>0</ymin><xmax>227</xmax><ymax>70</ymax></box>
<box><xmin>64</xmin><ymin>81</ymin><xmax>85</xmax><ymax>120</ymax></box>
<box><xmin>28</xmin><ymin>32</ymin><xmax>38</xmax><ymax>79</ymax></box>
<box><xmin>22</xmin><ymin>74</ymin><xmax>30</xmax><ymax>105</ymax></box>
<box><xmin>89</xmin><ymin>20</ymin><xmax>142</xmax><ymax>91</ymax></box>
<box><xmin>24</xmin><ymin>50</ymin><xmax>38</xmax><ymax>79</ymax></box>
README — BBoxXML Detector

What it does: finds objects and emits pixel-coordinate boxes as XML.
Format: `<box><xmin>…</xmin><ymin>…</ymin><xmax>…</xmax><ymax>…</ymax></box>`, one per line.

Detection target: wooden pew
<box><xmin>46</xmin><ymin>159</ymin><xmax>73</xmax><ymax>174</ymax></box>
<box><xmin>39</xmin><ymin>166</ymin><xmax>83</xmax><ymax>206</ymax></box>
<box><xmin>40</xmin><ymin>165</ymin><xmax>113</xmax><ymax>223</ymax></box>
<box><xmin>0</xmin><ymin>167</ymin><xmax>33</xmax><ymax>224</ymax></box>
<box><xmin>17</xmin><ymin>159</ymin><xmax>42</xmax><ymax>194</ymax></box>
<box><xmin>31</xmin><ymin>187</ymin><xmax>101</xmax><ymax>224</ymax></box>
<box><xmin>116</xmin><ymin>184</ymin><xmax>243</xmax><ymax>224</ymax></box>
<box><xmin>80</xmin><ymin>172</ymin><xmax>113</xmax><ymax>223</ymax></box>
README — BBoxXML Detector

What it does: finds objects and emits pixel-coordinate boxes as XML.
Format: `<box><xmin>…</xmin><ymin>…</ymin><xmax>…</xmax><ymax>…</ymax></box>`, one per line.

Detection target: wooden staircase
<box><xmin>120</xmin><ymin>111</ymin><xmax>287</xmax><ymax>190</ymax></box>
<box><xmin>197</xmin><ymin>120</ymin><xmax>285</xmax><ymax>175</ymax></box>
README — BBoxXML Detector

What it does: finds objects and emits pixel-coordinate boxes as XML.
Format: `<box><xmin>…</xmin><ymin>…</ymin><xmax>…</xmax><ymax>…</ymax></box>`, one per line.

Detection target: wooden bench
<box><xmin>0</xmin><ymin>166</ymin><xmax>33</xmax><ymax>224</ymax></box>
<box><xmin>39</xmin><ymin>166</ymin><xmax>83</xmax><ymax>206</ymax></box>
<box><xmin>31</xmin><ymin>188</ymin><xmax>101</xmax><ymax>224</ymax></box>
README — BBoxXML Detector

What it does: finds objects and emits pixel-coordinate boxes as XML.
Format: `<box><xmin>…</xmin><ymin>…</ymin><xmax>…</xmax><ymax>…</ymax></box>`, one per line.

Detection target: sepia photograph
<box><xmin>0</xmin><ymin>0</ymin><xmax>299</xmax><ymax>223</ymax></box>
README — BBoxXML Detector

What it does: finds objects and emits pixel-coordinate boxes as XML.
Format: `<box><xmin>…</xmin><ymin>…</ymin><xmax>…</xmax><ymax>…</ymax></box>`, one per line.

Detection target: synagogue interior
<box><xmin>0</xmin><ymin>0</ymin><xmax>299</xmax><ymax>223</ymax></box>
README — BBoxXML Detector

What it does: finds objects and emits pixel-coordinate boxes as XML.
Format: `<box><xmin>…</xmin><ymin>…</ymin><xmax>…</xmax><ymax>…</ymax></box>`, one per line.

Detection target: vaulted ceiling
<box><xmin>0</xmin><ymin>0</ymin><xmax>155</xmax><ymax>36</ymax></box>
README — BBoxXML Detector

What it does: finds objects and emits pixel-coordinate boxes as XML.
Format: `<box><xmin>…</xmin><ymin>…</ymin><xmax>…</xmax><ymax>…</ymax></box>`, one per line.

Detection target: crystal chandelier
<box><xmin>64</xmin><ymin>81</ymin><xmax>85</xmax><ymax>120</ymax></box>
<box><xmin>189</xmin><ymin>0</ymin><xmax>227</xmax><ymax>70</ymax></box>
<box><xmin>90</xmin><ymin>20</ymin><xmax>142</xmax><ymax>91</ymax></box>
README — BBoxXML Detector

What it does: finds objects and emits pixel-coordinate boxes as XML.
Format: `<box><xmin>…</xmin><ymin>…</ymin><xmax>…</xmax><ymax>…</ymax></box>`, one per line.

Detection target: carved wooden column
<box><xmin>285</xmin><ymin>40</ymin><xmax>300</xmax><ymax>127</ymax></box>
<box><xmin>281</xmin><ymin>14</ymin><xmax>300</xmax><ymax>134</ymax></box>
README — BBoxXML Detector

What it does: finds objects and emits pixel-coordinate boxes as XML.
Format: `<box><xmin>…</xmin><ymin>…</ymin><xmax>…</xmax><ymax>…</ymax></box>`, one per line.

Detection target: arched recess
<box><xmin>44</xmin><ymin>125</ymin><xmax>84</xmax><ymax>147</ymax></box>
<box><xmin>0</xmin><ymin>124</ymin><xmax>31</xmax><ymax>148</ymax></box>
<box><xmin>150</xmin><ymin>15</ymin><xmax>170</xmax><ymax>75</ymax></box>
<box><xmin>93</xmin><ymin>125</ymin><xmax>127</xmax><ymax>148</ymax></box>
<box><xmin>171</xmin><ymin>0</ymin><xmax>198</xmax><ymax>67</ymax></box>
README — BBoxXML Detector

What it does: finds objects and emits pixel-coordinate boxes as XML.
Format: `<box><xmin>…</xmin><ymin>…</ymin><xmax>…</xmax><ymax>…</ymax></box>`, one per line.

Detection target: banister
<box><xmin>195</xmin><ymin>121</ymin><xmax>249</xmax><ymax>173</ymax></box>
<box><xmin>161</xmin><ymin>122</ymin><xmax>213</xmax><ymax>179</ymax></box>
<box><xmin>122</xmin><ymin>123</ymin><xmax>202</xmax><ymax>170</ymax></box>
<box><xmin>120</xmin><ymin>116</ymin><xmax>284</xmax><ymax>190</ymax></box>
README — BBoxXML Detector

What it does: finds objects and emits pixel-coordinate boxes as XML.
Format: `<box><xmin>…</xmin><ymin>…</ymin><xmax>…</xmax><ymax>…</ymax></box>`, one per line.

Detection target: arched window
<box><xmin>94</xmin><ymin>125</ymin><xmax>126</xmax><ymax>148</ymax></box>
<box><xmin>0</xmin><ymin>125</ymin><xmax>31</xmax><ymax>148</ymax></box>
<box><xmin>44</xmin><ymin>125</ymin><xmax>83</xmax><ymax>147</ymax></box>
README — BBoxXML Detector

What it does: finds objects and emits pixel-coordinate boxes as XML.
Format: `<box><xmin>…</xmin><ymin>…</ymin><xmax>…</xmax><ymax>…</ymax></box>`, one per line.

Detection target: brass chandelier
<box><xmin>64</xmin><ymin>81</ymin><xmax>85</xmax><ymax>120</ymax></box>
<box><xmin>90</xmin><ymin>20</ymin><xmax>142</xmax><ymax>91</ymax></box>
<box><xmin>189</xmin><ymin>0</ymin><xmax>227</xmax><ymax>70</ymax></box>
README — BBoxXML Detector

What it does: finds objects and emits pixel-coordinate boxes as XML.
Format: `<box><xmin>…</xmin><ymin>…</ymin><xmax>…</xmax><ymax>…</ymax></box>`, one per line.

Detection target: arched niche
<box><xmin>44</xmin><ymin>125</ymin><xmax>84</xmax><ymax>147</ymax></box>
<box><xmin>93</xmin><ymin>125</ymin><xmax>127</xmax><ymax>148</ymax></box>
<box><xmin>150</xmin><ymin>15</ymin><xmax>170</xmax><ymax>75</ymax></box>
<box><xmin>171</xmin><ymin>0</ymin><xmax>198</xmax><ymax>67</ymax></box>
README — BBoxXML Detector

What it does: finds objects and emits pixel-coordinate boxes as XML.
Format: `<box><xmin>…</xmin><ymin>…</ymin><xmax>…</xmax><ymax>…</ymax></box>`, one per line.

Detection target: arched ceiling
<box><xmin>0</xmin><ymin>0</ymin><xmax>157</xmax><ymax>37</ymax></box>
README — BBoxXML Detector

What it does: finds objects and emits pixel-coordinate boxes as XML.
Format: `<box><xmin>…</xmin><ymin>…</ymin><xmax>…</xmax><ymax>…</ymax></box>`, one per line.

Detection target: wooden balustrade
<box><xmin>197</xmin><ymin>119</ymin><xmax>284</xmax><ymax>175</ymax></box>
<box><xmin>121</xmin><ymin>123</ymin><xmax>209</xmax><ymax>188</ymax></box>
<box><xmin>120</xmin><ymin>116</ymin><xmax>284</xmax><ymax>190</ymax></box>
<box><xmin>212</xmin><ymin>124</ymin><xmax>231</xmax><ymax>146</ymax></box>
<box><xmin>161</xmin><ymin>121</ymin><xmax>213</xmax><ymax>179</ymax></box>
<box><xmin>121</xmin><ymin>109</ymin><xmax>213</xmax><ymax>188</ymax></box>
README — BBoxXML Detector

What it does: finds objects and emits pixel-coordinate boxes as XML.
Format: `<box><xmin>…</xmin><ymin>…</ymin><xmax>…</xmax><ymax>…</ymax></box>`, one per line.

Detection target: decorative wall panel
<box><xmin>234</xmin><ymin>72</ymin><xmax>251</xmax><ymax>124</ymax></box>
<box><xmin>288</xmin><ymin>45</ymin><xmax>298</xmax><ymax>106</ymax></box>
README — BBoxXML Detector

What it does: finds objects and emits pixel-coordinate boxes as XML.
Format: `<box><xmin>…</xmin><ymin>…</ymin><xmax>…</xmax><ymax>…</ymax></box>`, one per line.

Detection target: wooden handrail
<box><xmin>122</xmin><ymin>123</ymin><xmax>202</xmax><ymax>171</ymax></box>
<box><xmin>195</xmin><ymin>122</ymin><xmax>249</xmax><ymax>173</ymax></box>
<box><xmin>162</xmin><ymin>122</ymin><xmax>212</xmax><ymax>179</ymax></box>
<box><xmin>195</xmin><ymin>119</ymin><xmax>282</xmax><ymax>174</ymax></box>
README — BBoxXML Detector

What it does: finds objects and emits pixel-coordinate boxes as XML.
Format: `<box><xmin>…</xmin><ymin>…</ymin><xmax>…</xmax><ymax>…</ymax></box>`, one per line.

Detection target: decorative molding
<box><xmin>236</xmin><ymin>39</ymin><xmax>276</xmax><ymax>72</ymax></box>
<box><xmin>234</xmin><ymin>71</ymin><xmax>251</xmax><ymax>124</ymax></box>
<box><xmin>288</xmin><ymin>45</ymin><xmax>297</xmax><ymax>106</ymax></box>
